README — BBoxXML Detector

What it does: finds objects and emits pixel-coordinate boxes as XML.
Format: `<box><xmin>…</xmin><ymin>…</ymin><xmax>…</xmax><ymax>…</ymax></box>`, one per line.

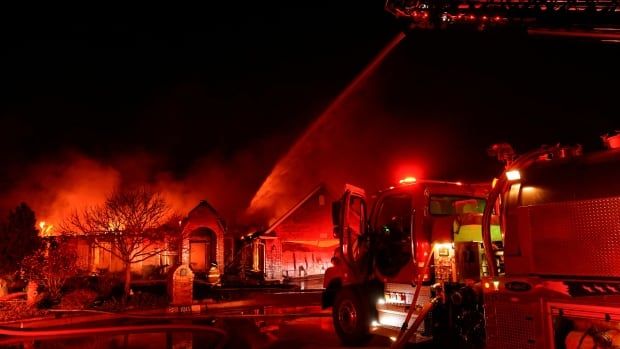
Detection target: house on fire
<box><xmin>235</xmin><ymin>185</ymin><xmax>339</xmax><ymax>282</ymax></box>
<box><xmin>62</xmin><ymin>200</ymin><xmax>230</xmax><ymax>279</ymax></box>
<box><xmin>64</xmin><ymin>189</ymin><xmax>337</xmax><ymax>284</ymax></box>
<box><xmin>179</xmin><ymin>200</ymin><xmax>232</xmax><ymax>277</ymax></box>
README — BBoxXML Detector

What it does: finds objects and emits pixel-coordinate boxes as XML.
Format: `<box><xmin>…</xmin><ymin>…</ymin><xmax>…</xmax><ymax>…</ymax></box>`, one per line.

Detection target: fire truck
<box><xmin>322</xmin><ymin>177</ymin><xmax>502</xmax><ymax>346</ymax></box>
<box><xmin>480</xmin><ymin>134</ymin><xmax>620</xmax><ymax>349</ymax></box>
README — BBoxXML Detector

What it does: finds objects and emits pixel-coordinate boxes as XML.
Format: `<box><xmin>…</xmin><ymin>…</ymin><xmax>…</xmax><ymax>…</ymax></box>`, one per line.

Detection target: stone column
<box><xmin>168</xmin><ymin>264</ymin><xmax>194</xmax><ymax>306</ymax></box>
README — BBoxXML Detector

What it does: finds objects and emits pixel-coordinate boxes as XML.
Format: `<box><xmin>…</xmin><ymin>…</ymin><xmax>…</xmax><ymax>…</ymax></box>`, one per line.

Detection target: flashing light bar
<box><xmin>399</xmin><ymin>176</ymin><xmax>417</xmax><ymax>185</ymax></box>
<box><xmin>506</xmin><ymin>170</ymin><xmax>521</xmax><ymax>181</ymax></box>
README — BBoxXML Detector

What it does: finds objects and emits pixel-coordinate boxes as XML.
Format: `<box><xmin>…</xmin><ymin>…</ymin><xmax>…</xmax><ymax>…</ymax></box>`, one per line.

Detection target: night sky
<box><xmin>1</xmin><ymin>2</ymin><xmax>619</xmax><ymax>221</ymax></box>
<box><xmin>1</xmin><ymin>3</ymin><xmax>396</xmax><ymax>169</ymax></box>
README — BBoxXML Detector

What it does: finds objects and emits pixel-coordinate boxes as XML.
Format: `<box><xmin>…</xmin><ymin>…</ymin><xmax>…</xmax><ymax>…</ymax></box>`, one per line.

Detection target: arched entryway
<box><xmin>189</xmin><ymin>228</ymin><xmax>217</xmax><ymax>273</ymax></box>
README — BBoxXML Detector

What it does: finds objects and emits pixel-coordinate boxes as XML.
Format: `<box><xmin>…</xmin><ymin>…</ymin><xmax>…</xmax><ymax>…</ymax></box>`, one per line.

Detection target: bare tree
<box><xmin>66</xmin><ymin>188</ymin><xmax>172</xmax><ymax>302</ymax></box>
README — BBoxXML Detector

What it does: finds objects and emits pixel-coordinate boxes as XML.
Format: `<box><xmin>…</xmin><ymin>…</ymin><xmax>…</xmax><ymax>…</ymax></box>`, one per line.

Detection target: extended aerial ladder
<box><xmin>386</xmin><ymin>0</ymin><xmax>620</xmax><ymax>39</ymax></box>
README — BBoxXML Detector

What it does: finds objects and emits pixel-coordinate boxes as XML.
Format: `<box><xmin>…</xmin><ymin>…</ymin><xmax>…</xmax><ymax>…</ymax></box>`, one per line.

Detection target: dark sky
<box><xmin>1</xmin><ymin>2</ymin><xmax>619</xmax><ymax>218</ymax></box>
<box><xmin>1</xmin><ymin>3</ymin><xmax>397</xmax><ymax>169</ymax></box>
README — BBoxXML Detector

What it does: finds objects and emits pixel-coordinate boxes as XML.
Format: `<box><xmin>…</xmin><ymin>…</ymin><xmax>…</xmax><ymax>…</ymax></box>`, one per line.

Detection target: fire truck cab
<box><xmin>322</xmin><ymin>177</ymin><xmax>502</xmax><ymax>346</ymax></box>
<box><xmin>482</xmin><ymin>140</ymin><xmax>620</xmax><ymax>349</ymax></box>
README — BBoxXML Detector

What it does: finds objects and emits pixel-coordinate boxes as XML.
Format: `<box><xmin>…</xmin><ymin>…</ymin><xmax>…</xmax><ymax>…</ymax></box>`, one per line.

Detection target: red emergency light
<box><xmin>399</xmin><ymin>176</ymin><xmax>417</xmax><ymax>185</ymax></box>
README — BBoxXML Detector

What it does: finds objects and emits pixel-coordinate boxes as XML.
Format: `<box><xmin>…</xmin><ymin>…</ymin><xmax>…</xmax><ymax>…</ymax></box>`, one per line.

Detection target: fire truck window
<box><xmin>375</xmin><ymin>194</ymin><xmax>412</xmax><ymax>236</ymax></box>
<box><xmin>347</xmin><ymin>196</ymin><xmax>366</xmax><ymax>261</ymax></box>
<box><xmin>374</xmin><ymin>194</ymin><xmax>412</xmax><ymax>276</ymax></box>
<box><xmin>347</xmin><ymin>196</ymin><xmax>364</xmax><ymax>234</ymax></box>
<box><xmin>430</xmin><ymin>196</ymin><xmax>486</xmax><ymax>216</ymax></box>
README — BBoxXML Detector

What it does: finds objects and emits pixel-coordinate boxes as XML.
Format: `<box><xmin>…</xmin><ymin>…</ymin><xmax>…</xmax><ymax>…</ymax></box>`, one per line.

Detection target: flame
<box><xmin>107</xmin><ymin>220</ymin><xmax>125</xmax><ymax>232</ymax></box>
<box><xmin>38</xmin><ymin>221</ymin><xmax>54</xmax><ymax>236</ymax></box>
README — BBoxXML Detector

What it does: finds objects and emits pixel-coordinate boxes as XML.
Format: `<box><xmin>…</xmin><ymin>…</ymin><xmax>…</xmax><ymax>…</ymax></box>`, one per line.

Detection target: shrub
<box><xmin>141</xmin><ymin>265</ymin><xmax>165</xmax><ymax>280</ymax></box>
<box><xmin>127</xmin><ymin>291</ymin><xmax>168</xmax><ymax>309</ymax></box>
<box><xmin>59</xmin><ymin>289</ymin><xmax>99</xmax><ymax>310</ymax></box>
<box><xmin>0</xmin><ymin>301</ymin><xmax>48</xmax><ymax>322</ymax></box>
<box><xmin>21</xmin><ymin>239</ymin><xmax>78</xmax><ymax>302</ymax></box>
<box><xmin>94</xmin><ymin>273</ymin><xmax>125</xmax><ymax>299</ymax></box>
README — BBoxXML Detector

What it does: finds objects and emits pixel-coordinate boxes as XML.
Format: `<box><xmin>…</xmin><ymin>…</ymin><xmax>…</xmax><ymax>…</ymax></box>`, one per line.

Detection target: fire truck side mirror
<box><xmin>332</xmin><ymin>201</ymin><xmax>342</xmax><ymax>238</ymax></box>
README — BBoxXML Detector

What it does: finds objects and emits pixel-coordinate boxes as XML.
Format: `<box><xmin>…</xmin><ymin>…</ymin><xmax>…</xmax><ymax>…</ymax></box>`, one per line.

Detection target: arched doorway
<box><xmin>189</xmin><ymin>228</ymin><xmax>216</xmax><ymax>273</ymax></box>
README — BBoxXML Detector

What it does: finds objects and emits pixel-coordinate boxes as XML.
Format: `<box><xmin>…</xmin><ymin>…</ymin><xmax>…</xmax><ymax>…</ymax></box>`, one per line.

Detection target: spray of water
<box><xmin>247</xmin><ymin>32</ymin><xmax>406</xmax><ymax>221</ymax></box>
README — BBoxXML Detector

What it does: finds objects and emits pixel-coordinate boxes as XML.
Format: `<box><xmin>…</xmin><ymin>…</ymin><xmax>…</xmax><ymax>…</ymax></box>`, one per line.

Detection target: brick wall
<box><xmin>264</xmin><ymin>239</ymin><xmax>282</xmax><ymax>281</ymax></box>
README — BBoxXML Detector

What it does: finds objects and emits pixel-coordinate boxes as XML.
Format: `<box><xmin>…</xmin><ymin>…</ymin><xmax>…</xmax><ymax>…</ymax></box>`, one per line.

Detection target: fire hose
<box><xmin>390</xmin><ymin>245</ymin><xmax>437</xmax><ymax>349</ymax></box>
<box><xmin>0</xmin><ymin>323</ymin><xmax>229</xmax><ymax>349</ymax></box>
<box><xmin>482</xmin><ymin>144</ymin><xmax>563</xmax><ymax>277</ymax></box>
<box><xmin>45</xmin><ymin>308</ymin><xmax>329</xmax><ymax>320</ymax></box>
<box><xmin>565</xmin><ymin>327</ymin><xmax>620</xmax><ymax>349</ymax></box>
<box><xmin>0</xmin><ymin>307</ymin><xmax>331</xmax><ymax>347</ymax></box>
<box><xmin>391</xmin><ymin>297</ymin><xmax>440</xmax><ymax>349</ymax></box>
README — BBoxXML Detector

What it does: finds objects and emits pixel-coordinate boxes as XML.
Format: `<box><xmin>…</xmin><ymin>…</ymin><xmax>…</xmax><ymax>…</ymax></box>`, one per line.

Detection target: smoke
<box><xmin>244</xmin><ymin>80</ymin><xmax>444</xmax><ymax>225</ymax></box>
<box><xmin>0</xmin><ymin>32</ymin><xmax>492</xmax><ymax>234</ymax></box>
<box><xmin>0</xmin><ymin>152</ymin><xmax>121</xmax><ymax>227</ymax></box>
<box><xmin>247</xmin><ymin>33</ymin><xmax>407</xmax><ymax>222</ymax></box>
<box><xmin>245</xmin><ymin>32</ymin><xmax>457</xmax><ymax>223</ymax></box>
<box><xmin>3</xmin><ymin>34</ymin><xmax>545</xmax><ymax>232</ymax></box>
<box><xmin>245</xmin><ymin>32</ymin><xmax>494</xmax><ymax>225</ymax></box>
<box><xmin>152</xmin><ymin>148</ymin><xmax>277</xmax><ymax>224</ymax></box>
<box><xmin>0</xmin><ymin>144</ymin><xmax>278</xmax><ymax>231</ymax></box>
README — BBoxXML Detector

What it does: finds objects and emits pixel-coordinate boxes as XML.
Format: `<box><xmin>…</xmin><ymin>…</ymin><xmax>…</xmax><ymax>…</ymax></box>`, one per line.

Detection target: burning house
<box><xmin>38</xmin><ymin>200</ymin><xmax>229</xmax><ymax>281</ymax></box>
<box><xmin>235</xmin><ymin>185</ymin><xmax>338</xmax><ymax>283</ymax></box>
<box><xmin>179</xmin><ymin>200</ymin><xmax>231</xmax><ymax>278</ymax></box>
<box><xmin>274</xmin><ymin>185</ymin><xmax>337</xmax><ymax>279</ymax></box>
<box><xmin>45</xmin><ymin>188</ymin><xmax>335</xmax><ymax>287</ymax></box>
<box><xmin>46</xmin><ymin>233</ymin><xmax>172</xmax><ymax>277</ymax></box>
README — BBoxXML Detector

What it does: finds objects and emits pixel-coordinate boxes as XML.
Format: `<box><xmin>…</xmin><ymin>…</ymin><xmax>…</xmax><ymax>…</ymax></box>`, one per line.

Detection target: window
<box><xmin>375</xmin><ymin>194</ymin><xmax>413</xmax><ymax>234</ymax></box>
<box><xmin>347</xmin><ymin>195</ymin><xmax>365</xmax><ymax>234</ymax></box>
<box><xmin>373</xmin><ymin>193</ymin><xmax>413</xmax><ymax>276</ymax></box>
<box><xmin>429</xmin><ymin>196</ymin><xmax>486</xmax><ymax>216</ymax></box>
<box><xmin>345</xmin><ymin>195</ymin><xmax>366</xmax><ymax>262</ymax></box>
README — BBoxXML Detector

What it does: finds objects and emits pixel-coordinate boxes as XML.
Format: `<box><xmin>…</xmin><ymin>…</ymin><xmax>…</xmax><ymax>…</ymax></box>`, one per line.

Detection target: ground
<box><xmin>0</xmin><ymin>289</ymin><xmax>446</xmax><ymax>348</ymax></box>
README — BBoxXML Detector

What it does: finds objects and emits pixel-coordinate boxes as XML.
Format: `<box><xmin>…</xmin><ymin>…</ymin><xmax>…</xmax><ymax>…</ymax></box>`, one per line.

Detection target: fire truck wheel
<box><xmin>332</xmin><ymin>288</ymin><xmax>373</xmax><ymax>346</ymax></box>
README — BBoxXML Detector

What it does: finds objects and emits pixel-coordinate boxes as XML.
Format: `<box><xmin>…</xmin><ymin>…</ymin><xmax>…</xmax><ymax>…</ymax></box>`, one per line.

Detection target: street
<box><xmin>0</xmin><ymin>291</ymin><xmax>441</xmax><ymax>349</ymax></box>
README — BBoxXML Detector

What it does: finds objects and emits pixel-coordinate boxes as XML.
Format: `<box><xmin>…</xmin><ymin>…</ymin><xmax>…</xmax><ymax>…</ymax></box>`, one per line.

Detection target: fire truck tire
<box><xmin>332</xmin><ymin>288</ymin><xmax>373</xmax><ymax>346</ymax></box>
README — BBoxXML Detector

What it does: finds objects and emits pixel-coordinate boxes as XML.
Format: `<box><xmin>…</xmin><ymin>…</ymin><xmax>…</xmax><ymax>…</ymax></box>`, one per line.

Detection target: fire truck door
<box><xmin>373</xmin><ymin>192</ymin><xmax>414</xmax><ymax>277</ymax></box>
<box><xmin>339</xmin><ymin>185</ymin><xmax>367</xmax><ymax>267</ymax></box>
